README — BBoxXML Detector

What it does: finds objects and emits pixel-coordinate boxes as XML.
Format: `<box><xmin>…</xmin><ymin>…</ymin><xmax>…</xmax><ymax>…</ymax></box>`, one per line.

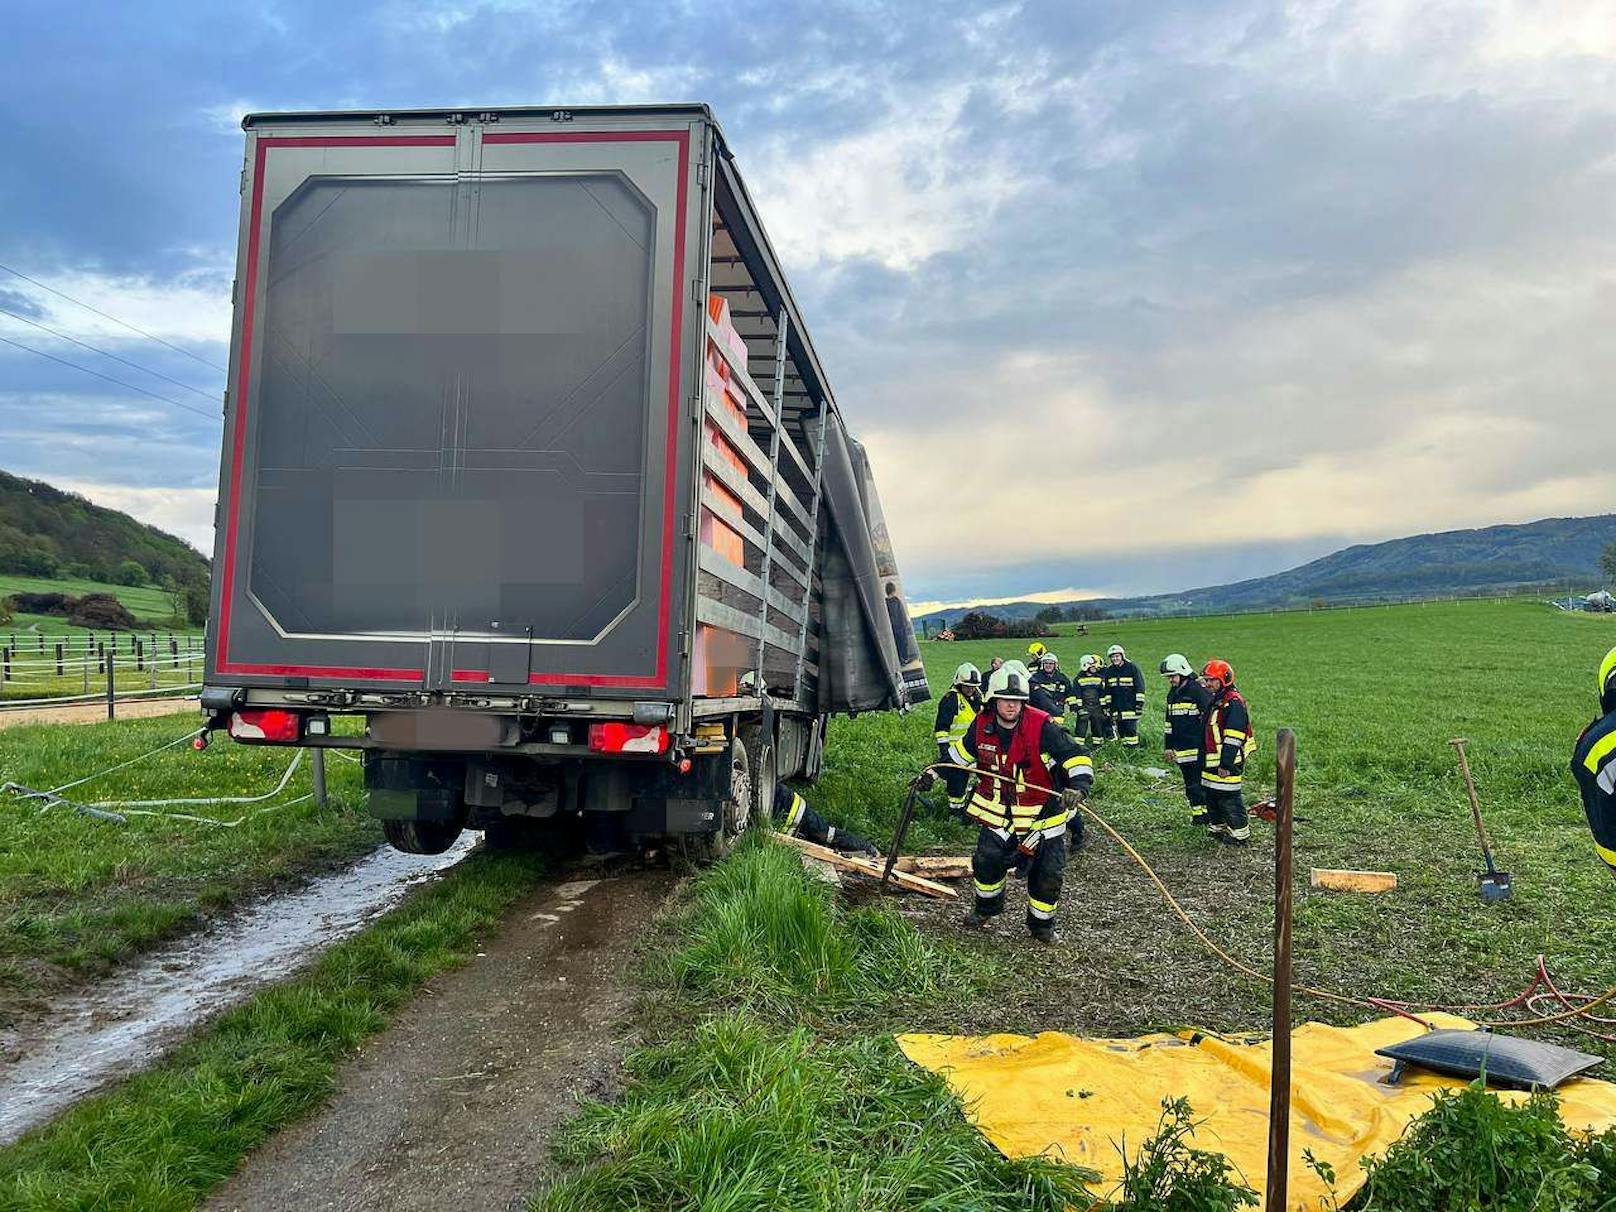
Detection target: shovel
<box><xmin>1449</xmin><ymin>738</ymin><xmax>1513</xmax><ymax>903</ymax></box>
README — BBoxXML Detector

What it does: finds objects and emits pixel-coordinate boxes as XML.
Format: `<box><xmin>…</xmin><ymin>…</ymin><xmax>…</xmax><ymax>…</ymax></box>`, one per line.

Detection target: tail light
<box><xmin>229</xmin><ymin>709</ymin><xmax>301</xmax><ymax>743</ymax></box>
<box><xmin>587</xmin><ymin>722</ymin><xmax>670</xmax><ymax>754</ymax></box>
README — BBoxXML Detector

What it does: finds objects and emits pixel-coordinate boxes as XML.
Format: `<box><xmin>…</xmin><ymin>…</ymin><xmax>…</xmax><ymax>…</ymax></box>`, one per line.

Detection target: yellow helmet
<box><xmin>1601</xmin><ymin>646</ymin><xmax>1616</xmax><ymax>709</ymax></box>
<box><xmin>1026</xmin><ymin>641</ymin><xmax>1047</xmax><ymax>661</ymax></box>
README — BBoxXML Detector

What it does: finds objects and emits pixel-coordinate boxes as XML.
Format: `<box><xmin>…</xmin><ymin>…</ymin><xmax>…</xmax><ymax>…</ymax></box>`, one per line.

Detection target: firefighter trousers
<box><xmin>1086</xmin><ymin>706</ymin><xmax>1111</xmax><ymax>741</ymax></box>
<box><xmin>1115</xmin><ymin>713</ymin><xmax>1141</xmax><ymax>746</ymax></box>
<box><xmin>971</xmin><ymin>827</ymin><xmax>1065</xmax><ymax>937</ymax></box>
<box><xmin>1203</xmin><ymin>786</ymin><xmax>1250</xmax><ymax>840</ymax></box>
<box><xmin>1178</xmin><ymin>760</ymin><xmax>1207</xmax><ymax>812</ymax></box>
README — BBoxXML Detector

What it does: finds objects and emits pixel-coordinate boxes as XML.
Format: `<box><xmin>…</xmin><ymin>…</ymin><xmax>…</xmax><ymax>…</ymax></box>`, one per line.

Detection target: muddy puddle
<box><xmin>0</xmin><ymin>834</ymin><xmax>477</xmax><ymax>1145</ymax></box>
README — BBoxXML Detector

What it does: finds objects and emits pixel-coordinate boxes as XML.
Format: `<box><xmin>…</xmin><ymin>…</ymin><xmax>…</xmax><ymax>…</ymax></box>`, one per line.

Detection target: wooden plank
<box><xmin>705</xmin><ymin>391</ymin><xmax>772</xmax><ymax>475</ymax></box>
<box><xmin>771</xmin><ymin>833</ymin><xmax>956</xmax><ymax>899</ymax></box>
<box><xmin>706</xmin><ymin>317</ymin><xmax>777</xmax><ymax>426</ymax></box>
<box><xmin>777</xmin><ymin>423</ymin><xmax>813</xmax><ymax>484</ymax></box>
<box><xmin>698</xmin><ymin>546</ymin><xmax>765</xmax><ymax>602</ymax></box>
<box><xmin>893</xmin><ymin>856</ymin><xmax>974</xmax><ymax>878</ymax></box>
<box><xmin>695</xmin><ymin>597</ymin><xmax>798</xmax><ymax>653</ymax></box>
<box><xmin>1309</xmin><ymin>868</ymin><xmax>1398</xmax><ymax>893</ymax></box>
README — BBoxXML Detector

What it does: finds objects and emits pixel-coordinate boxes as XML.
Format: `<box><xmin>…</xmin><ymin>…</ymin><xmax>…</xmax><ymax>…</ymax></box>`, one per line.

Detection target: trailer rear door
<box><xmin>211</xmin><ymin>119</ymin><xmax>701</xmax><ymax>695</ymax></box>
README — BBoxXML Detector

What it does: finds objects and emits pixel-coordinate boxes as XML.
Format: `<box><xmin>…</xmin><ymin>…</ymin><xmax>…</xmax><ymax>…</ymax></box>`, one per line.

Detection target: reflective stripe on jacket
<box><xmin>1202</xmin><ymin>686</ymin><xmax>1253</xmax><ymax>788</ymax></box>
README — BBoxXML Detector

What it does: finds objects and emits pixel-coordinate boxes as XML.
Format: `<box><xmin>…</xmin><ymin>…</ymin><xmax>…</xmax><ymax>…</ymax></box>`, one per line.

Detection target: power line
<box><xmin>0</xmin><ymin>261</ymin><xmax>228</xmax><ymax>374</ymax></box>
<box><xmin>0</xmin><ymin>304</ymin><xmax>221</xmax><ymax>403</ymax></box>
<box><xmin>0</xmin><ymin>332</ymin><xmax>220</xmax><ymax>423</ymax></box>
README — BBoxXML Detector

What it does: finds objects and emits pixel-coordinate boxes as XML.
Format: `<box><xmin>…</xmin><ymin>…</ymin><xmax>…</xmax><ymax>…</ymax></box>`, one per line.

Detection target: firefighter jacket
<box><xmin>1028</xmin><ymin>670</ymin><xmax>1072</xmax><ymax>722</ymax></box>
<box><xmin>1164</xmin><ymin>678</ymin><xmax>1213</xmax><ymax>764</ymax></box>
<box><xmin>1103</xmin><ymin>660</ymin><xmax>1146</xmax><ymax>718</ymax></box>
<box><xmin>1202</xmin><ymin>686</ymin><xmax>1253</xmax><ymax>790</ymax></box>
<box><xmin>948</xmin><ymin>705</ymin><xmax>1094</xmax><ymax>846</ymax></box>
<box><xmin>1573</xmin><ymin>707</ymin><xmax>1616</xmax><ymax>872</ymax></box>
<box><xmin>933</xmin><ymin>687</ymin><xmax>981</xmax><ymax>753</ymax></box>
<box><xmin>1069</xmin><ymin>668</ymin><xmax>1106</xmax><ymax>714</ymax></box>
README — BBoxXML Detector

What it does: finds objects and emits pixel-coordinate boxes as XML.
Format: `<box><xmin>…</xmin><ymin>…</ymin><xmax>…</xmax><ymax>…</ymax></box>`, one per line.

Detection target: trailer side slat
<box><xmin>696</xmin><ymin>548</ymin><xmax>806</xmax><ymax>626</ymax></box>
<box><xmin>695</xmin><ymin>598</ymin><xmax>800</xmax><ymax>654</ymax></box>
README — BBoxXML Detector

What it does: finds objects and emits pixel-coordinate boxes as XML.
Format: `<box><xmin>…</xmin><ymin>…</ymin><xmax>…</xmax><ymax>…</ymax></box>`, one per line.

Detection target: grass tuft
<box><xmin>668</xmin><ymin>837</ymin><xmax>983</xmax><ymax>1020</ymax></box>
<box><xmin>536</xmin><ymin>1011</ymin><xmax>1097</xmax><ymax>1212</ymax></box>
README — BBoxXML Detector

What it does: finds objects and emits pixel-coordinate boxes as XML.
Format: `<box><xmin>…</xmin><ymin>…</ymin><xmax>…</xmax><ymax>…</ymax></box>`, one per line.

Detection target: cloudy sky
<box><xmin>1</xmin><ymin>1</ymin><xmax>1612</xmax><ymax>613</ymax></box>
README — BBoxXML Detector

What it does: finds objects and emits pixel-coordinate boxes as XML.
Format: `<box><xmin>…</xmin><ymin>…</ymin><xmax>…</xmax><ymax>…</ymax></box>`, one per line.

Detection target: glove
<box><xmin>1060</xmin><ymin>787</ymin><xmax>1086</xmax><ymax>812</ymax></box>
<box><xmin>914</xmin><ymin>769</ymin><xmax>940</xmax><ymax>792</ymax></box>
<box><xmin>1016</xmin><ymin>831</ymin><xmax>1041</xmax><ymax>858</ymax></box>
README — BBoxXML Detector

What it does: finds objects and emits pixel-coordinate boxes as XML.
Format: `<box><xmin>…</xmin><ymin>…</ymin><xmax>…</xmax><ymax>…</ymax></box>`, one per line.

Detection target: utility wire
<box><xmin>0</xmin><ymin>303</ymin><xmax>221</xmax><ymax>402</ymax></box>
<box><xmin>0</xmin><ymin>332</ymin><xmax>220</xmax><ymax>423</ymax></box>
<box><xmin>0</xmin><ymin>261</ymin><xmax>227</xmax><ymax>373</ymax></box>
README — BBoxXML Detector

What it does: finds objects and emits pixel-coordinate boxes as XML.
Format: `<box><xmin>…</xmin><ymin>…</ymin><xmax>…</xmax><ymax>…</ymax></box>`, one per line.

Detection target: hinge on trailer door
<box><xmin>696</xmin><ymin>159</ymin><xmax>708</xmax><ymax>186</ymax></box>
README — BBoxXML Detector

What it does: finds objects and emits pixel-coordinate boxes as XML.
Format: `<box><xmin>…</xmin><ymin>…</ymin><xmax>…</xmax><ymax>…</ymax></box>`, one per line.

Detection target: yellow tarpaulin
<box><xmin>898</xmin><ymin>1014</ymin><xmax>1616</xmax><ymax>1210</ymax></box>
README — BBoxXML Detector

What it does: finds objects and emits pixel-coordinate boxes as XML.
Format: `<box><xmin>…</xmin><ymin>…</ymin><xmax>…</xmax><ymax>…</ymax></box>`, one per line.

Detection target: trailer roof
<box><xmin>240</xmin><ymin>102</ymin><xmax>715</xmax><ymax>128</ymax></box>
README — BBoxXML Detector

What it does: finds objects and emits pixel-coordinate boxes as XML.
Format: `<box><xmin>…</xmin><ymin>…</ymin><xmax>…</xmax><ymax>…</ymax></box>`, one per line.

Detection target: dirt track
<box><xmin>0</xmin><ymin>696</ymin><xmax>196</xmax><ymax>730</ymax></box>
<box><xmin>206</xmin><ymin>860</ymin><xmax>677</xmax><ymax>1212</ymax></box>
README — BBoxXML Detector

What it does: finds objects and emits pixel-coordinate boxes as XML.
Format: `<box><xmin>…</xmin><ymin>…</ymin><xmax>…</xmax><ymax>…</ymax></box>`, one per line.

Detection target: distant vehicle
<box><xmin>201</xmin><ymin>104</ymin><xmax>929</xmax><ymax>857</ymax></box>
<box><xmin>1588</xmin><ymin>591</ymin><xmax>1616</xmax><ymax>614</ymax></box>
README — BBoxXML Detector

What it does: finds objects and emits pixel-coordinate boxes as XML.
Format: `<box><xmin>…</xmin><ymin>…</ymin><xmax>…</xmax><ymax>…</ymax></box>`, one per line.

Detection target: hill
<box><xmin>0</xmin><ymin>470</ymin><xmax>210</xmax><ymax>623</ymax></box>
<box><xmin>921</xmin><ymin>514</ymin><xmax>1616</xmax><ymax>625</ymax></box>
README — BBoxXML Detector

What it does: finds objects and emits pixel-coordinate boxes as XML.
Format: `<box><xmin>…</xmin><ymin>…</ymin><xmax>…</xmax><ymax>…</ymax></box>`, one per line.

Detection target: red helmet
<box><xmin>1202</xmin><ymin>659</ymin><xmax>1234</xmax><ymax>685</ymax></box>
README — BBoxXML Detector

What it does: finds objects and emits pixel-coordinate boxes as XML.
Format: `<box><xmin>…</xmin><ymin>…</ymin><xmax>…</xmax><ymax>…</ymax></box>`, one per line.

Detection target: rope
<box><xmin>920</xmin><ymin>761</ymin><xmax>1616</xmax><ymax>1032</ymax></box>
<box><xmin>83</xmin><ymin>749</ymin><xmax>303</xmax><ymax>809</ymax></box>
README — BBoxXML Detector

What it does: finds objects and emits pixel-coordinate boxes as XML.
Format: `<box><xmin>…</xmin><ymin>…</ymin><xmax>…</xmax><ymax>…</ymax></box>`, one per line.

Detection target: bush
<box><xmin>66</xmin><ymin>593</ymin><xmax>136</xmax><ymax>630</ymax></box>
<box><xmin>0</xmin><ymin>595</ymin><xmax>13</xmax><ymax>626</ymax></box>
<box><xmin>952</xmin><ymin>612</ymin><xmax>1055</xmax><ymax>641</ymax></box>
<box><xmin>10</xmin><ymin>591</ymin><xmax>69</xmax><ymax>615</ymax></box>
<box><xmin>114</xmin><ymin>559</ymin><xmax>151</xmax><ymax>587</ymax></box>
<box><xmin>1351</xmin><ymin>1082</ymin><xmax>1612</xmax><ymax>1211</ymax></box>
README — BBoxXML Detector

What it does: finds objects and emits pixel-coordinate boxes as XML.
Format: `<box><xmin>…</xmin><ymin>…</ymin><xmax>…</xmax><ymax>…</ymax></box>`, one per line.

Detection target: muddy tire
<box><xmin>384</xmin><ymin>818</ymin><xmax>465</xmax><ymax>855</ymax></box>
<box><xmin>682</xmin><ymin>738</ymin><xmax>749</xmax><ymax>865</ymax></box>
<box><xmin>740</xmin><ymin>721</ymin><xmax>777</xmax><ymax>831</ymax></box>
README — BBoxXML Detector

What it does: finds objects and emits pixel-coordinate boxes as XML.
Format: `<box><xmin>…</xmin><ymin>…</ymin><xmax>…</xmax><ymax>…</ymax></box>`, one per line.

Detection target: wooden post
<box><xmin>106</xmin><ymin>647</ymin><xmax>116</xmax><ymax>720</ymax></box>
<box><xmin>55</xmin><ymin>641</ymin><xmax>63</xmax><ymax>677</ymax></box>
<box><xmin>1267</xmin><ymin>727</ymin><xmax>1297</xmax><ymax>1212</ymax></box>
<box><xmin>136</xmin><ymin>639</ymin><xmax>144</xmax><ymax>672</ymax></box>
<box><xmin>2</xmin><ymin>646</ymin><xmax>8</xmax><ymax>682</ymax></box>
<box><xmin>311</xmin><ymin>748</ymin><xmax>328</xmax><ymax>810</ymax></box>
<box><xmin>82</xmin><ymin>652</ymin><xmax>90</xmax><ymax>694</ymax></box>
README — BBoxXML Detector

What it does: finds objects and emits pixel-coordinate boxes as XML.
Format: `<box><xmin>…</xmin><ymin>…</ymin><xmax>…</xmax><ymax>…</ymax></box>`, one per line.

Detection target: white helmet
<box><xmin>1080</xmin><ymin>654</ymin><xmax>1100</xmax><ymax>673</ymax></box>
<box><xmin>953</xmin><ymin>662</ymin><xmax>981</xmax><ymax>687</ymax></box>
<box><xmin>985</xmin><ymin>664</ymin><xmax>1031</xmax><ymax>702</ymax></box>
<box><xmin>1159</xmin><ymin>653</ymin><xmax>1194</xmax><ymax>678</ymax></box>
<box><xmin>1040</xmin><ymin>653</ymin><xmax>1059</xmax><ymax>669</ymax></box>
<box><xmin>1107</xmin><ymin>644</ymin><xmax>1126</xmax><ymax>658</ymax></box>
<box><xmin>1002</xmin><ymin>659</ymin><xmax>1032</xmax><ymax>681</ymax></box>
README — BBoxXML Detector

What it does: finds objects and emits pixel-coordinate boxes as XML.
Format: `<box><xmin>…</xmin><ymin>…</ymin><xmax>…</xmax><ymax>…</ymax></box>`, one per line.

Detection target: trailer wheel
<box><xmin>740</xmin><ymin>722</ymin><xmax>776</xmax><ymax>830</ymax></box>
<box><xmin>683</xmin><ymin>738</ymin><xmax>749</xmax><ymax>864</ymax></box>
<box><xmin>383</xmin><ymin>818</ymin><xmax>465</xmax><ymax>855</ymax></box>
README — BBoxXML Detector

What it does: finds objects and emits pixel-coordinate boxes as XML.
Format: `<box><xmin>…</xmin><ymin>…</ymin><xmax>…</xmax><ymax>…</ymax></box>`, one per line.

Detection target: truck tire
<box><xmin>740</xmin><ymin>721</ymin><xmax>776</xmax><ymax>831</ymax></box>
<box><xmin>683</xmin><ymin>738</ymin><xmax>749</xmax><ymax>864</ymax></box>
<box><xmin>383</xmin><ymin>818</ymin><xmax>464</xmax><ymax>855</ymax></box>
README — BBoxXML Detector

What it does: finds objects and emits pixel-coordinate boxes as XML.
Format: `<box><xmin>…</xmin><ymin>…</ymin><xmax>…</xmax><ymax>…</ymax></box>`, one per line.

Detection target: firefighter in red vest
<box><xmin>1200</xmin><ymin>659</ymin><xmax>1253</xmax><ymax>845</ymax></box>
<box><xmin>929</xmin><ymin>663</ymin><xmax>1094</xmax><ymax>942</ymax></box>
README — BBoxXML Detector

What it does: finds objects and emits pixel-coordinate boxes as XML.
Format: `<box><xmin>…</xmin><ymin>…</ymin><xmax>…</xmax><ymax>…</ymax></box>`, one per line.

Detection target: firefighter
<box><xmin>1200</xmin><ymin>659</ymin><xmax>1253</xmax><ymax>845</ymax></box>
<box><xmin>1159</xmin><ymin>653</ymin><xmax>1212</xmax><ymax>822</ymax></box>
<box><xmin>771</xmin><ymin>784</ymin><xmax>879</xmax><ymax>855</ymax></box>
<box><xmin>1026</xmin><ymin>641</ymin><xmax>1048</xmax><ymax>666</ymax></box>
<box><xmin>1029</xmin><ymin>653</ymin><xmax>1072</xmax><ymax>729</ymax></box>
<box><xmin>934</xmin><ymin>663</ymin><xmax>983</xmax><ymax>812</ymax></box>
<box><xmin>1070</xmin><ymin>653</ymin><xmax>1109</xmax><ymax>744</ymax></box>
<box><xmin>1103</xmin><ymin>644</ymin><xmax>1146</xmax><ymax>748</ymax></box>
<box><xmin>924</xmin><ymin>663</ymin><xmax>1093</xmax><ymax>942</ymax></box>
<box><xmin>1573</xmin><ymin>646</ymin><xmax>1616</xmax><ymax>876</ymax></box>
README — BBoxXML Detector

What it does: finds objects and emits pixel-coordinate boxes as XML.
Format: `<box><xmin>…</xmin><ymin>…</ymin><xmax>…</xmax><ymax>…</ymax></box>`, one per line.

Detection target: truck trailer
<box><xmin>200</xmin><ymin>103</ymin><xmax>930</xmax><ymax>856</ymax></box>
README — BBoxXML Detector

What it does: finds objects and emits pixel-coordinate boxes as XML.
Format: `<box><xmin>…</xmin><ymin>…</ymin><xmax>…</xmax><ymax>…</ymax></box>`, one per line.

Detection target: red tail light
<box><xmin>587</xmin><ymin>722</ymin><xmax>670</xmax><ymax>754</ymax></box>
<box><xmin>229</xmin><ymin>709</ymin><xmax>301</xmax><ymax>743</ymax></box>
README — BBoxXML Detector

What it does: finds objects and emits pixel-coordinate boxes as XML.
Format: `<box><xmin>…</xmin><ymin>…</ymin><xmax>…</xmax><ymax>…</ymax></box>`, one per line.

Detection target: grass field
<box><xmin>0</xmin><ymin>712</ymin><xmax>379</xmax><ymax>1022</ymax></box>
<box><xmin>0</xmin><ymin>573</ymin><xmax>191</xmax><ymax>623</ymax></box>
<box><xmin>2</xmin><ymin>597</ymin><xmax>1614</xmax><ymax>1208</ymax></box>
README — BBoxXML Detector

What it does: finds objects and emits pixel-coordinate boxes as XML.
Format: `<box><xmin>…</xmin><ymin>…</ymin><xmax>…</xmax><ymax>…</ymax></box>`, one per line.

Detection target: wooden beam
<box><xmin>1309</xmin><ymin>868</ymin><xmax>1398</xmax><ymax>893</ymax></box>
<box><xmin>770</xmin><ymin>833</ymin><xmax>957</xmax><ymax>899</ymax></box>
